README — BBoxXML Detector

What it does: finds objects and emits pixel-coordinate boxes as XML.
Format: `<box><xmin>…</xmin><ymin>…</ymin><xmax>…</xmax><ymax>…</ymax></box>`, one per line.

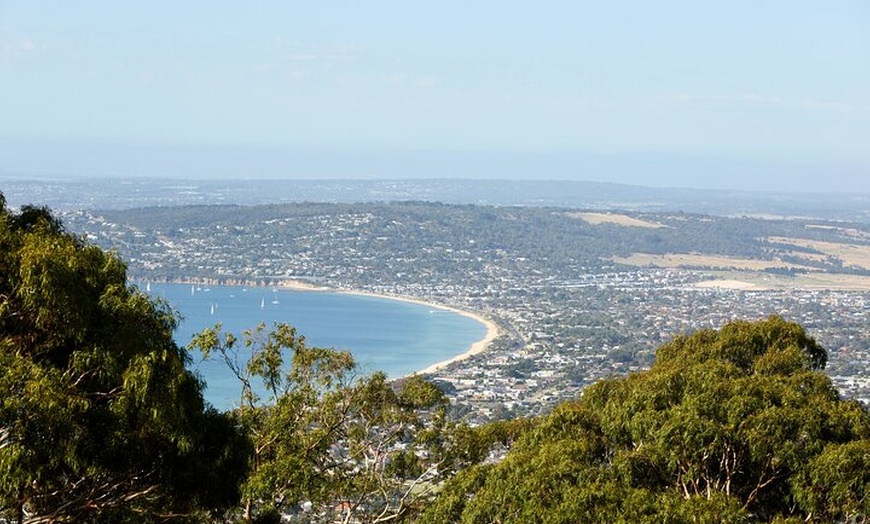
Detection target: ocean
<box><xmin>143</xmin><ymin>283</ymin><xmax>487</xmax><ymax>410</ymax></box>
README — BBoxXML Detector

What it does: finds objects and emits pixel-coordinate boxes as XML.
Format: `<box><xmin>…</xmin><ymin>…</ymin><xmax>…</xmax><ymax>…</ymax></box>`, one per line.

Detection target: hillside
<box><xmin>63</xmin><ymin>202</ymin><xmax>870</xmax><ymax>417</ymax></box>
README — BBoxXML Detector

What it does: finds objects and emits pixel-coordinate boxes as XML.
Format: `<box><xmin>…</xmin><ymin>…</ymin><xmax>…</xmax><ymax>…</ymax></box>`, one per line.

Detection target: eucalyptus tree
<box><xmin>192</xmin><ymin>322</ymin><xmax>461</xmax><ymax>523</ymax></box>
<box><xmin>421</xmin><ymin>316</ymin><xmax>870</xmax><ymax>523</ymax></box>
<box><xmin>0</xmin><ymin>196</ymin><xmax>248</xmax><ymax>523</ymax></box>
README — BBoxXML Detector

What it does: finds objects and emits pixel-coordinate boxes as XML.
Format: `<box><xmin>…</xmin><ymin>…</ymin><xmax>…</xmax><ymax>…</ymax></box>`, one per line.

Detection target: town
<box><xmin>53</xmin><ymin>198</ymin><xmax>870</xmax><ymax>424</ymax></box>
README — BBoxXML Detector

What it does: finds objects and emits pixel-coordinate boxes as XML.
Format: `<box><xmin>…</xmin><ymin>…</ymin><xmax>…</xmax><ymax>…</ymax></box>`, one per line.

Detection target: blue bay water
<box><xmin>144</xmin><ymin>283</ymin><xmax>486</xmax><ymax>410</ymax></box>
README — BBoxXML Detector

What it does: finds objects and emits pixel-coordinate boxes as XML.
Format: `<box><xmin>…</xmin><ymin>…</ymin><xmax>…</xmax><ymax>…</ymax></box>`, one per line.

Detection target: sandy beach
<box><xmin>278</xmin><ymin>281</ymin><xmax>499</xmax><ymax>376</ymax></box>
<box><xmin>414</xmin><ymin>308</ymin><xmax>499</xmax><ymax>376</ymax></box>
<box><xmin>276</xmin><ymin>278</ymin><xmax>330</xmax><ymax>291</ymax></box>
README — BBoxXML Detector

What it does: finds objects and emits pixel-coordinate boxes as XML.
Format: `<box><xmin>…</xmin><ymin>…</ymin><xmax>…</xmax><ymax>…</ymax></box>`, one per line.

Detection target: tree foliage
<box><xmin>189</xmin><ymin>318</ymin><xmax>534</xmax><ymax>523</ymax></box>
<box><xmin>0</xmin><ymin>197</ymin><xmax>248</xmax><ymax>523</ymax></box>
<box><xmin>191</xmin><ymin>322</ymin><xmax>467</xmax><ymax>523</ymax></box>
<box><xmin>421</xmin><ymin>316</ymin><xmax>870</xmax><ymax>523</ymax></box>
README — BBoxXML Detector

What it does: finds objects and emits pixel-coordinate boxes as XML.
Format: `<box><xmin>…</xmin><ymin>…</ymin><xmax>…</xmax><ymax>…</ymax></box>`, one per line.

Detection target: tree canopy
<box><xmin>421</xmin><ymin>316</ymin><xmax>870</xmax><ymax>523</ymax></box>
<box><xmin>190</xmin><ymin>321</ymin><xmax>507</xmax><ymax>523</ymax></box>
<box><xmin>0</xmin><ymin>198</ymin><xmax>248</xmax><ymax>523</ymax></box>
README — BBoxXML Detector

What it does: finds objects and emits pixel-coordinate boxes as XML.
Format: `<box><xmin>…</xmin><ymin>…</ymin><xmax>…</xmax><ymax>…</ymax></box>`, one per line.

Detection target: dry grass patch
<box><xmin>568</xmin><ymin>212</ymin><xmax>663</xmax><ymax>228</ymax></box>
<box><xmin>612</xmin><ymin>252</ymin><xmax>817</xmax><ymax>272</ymax></box>
<box><xmin>694</xmin><ymin>279</ymin><xmax>769</xmax><ymax>290</ymax></box>
<box><xmin>766</xmin><ymin>237</ymin><xmax>870</xmax><ymax>270</ymax></box>
<box><xmin>784</xmin><ymin>273</ymin><xmax>870</xmax><ymax>290</ymax></box>
<box><xmin>696</xmin><ymin>271</ymin><xmax>870</xmax><ymax>291</ymax></box>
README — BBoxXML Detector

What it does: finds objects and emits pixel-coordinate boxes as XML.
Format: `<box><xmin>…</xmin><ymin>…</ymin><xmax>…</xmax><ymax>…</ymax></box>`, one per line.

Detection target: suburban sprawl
<box><xmin>7</xmin><ymin>180</ymin><xmax>870</xmax><ymax>421</ymax></box>
<box><xmin>6</xmin><ymin>178</ymin><xmax>870</xmax><ymax>423</ymax></box>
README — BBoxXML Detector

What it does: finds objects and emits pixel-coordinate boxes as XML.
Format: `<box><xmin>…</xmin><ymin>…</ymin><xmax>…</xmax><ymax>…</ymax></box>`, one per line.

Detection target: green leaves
<box><xmin>0</xmin><ymin>200</ymin><xmax>248</xmax><ymax>522</ymax></box>
<box><xmin>794</xmin><ymin>439</ymin><xmax>870</xmax><ymax>521</ymax></box>
<box><xmin>656</xmin><ymin>316</ymin><xmax>827</xmax><ymax>374</ymax></box>
<box><xmin>193</xmin><ymin>321</ymin><xmax>458</xmax><ymax>522</ymax></box>
<box><xmin>423</xmin><ymin>317</ymin><xmax>870</xmax><ymax>523</ymax></box>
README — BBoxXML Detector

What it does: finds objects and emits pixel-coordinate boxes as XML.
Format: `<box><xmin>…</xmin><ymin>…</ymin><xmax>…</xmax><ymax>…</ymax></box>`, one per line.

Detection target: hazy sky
<box><xmin>1</xmin><ymin>2</ymin><xmax>868</xmax><ymax>191</ymax></box>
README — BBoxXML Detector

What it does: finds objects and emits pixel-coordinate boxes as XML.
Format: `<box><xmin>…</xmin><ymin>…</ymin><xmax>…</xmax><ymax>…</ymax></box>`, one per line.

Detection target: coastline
<box><xmin>414</xmin><ymin>315</ymin><xmax>498</xmax><ymax>375</ymax></box>
<box><xmin>138</xmin><ymin>277</ymin><xmax>499</xmax><ymax>377</ymax></box>
<box><xmin>278</xmin><ymin>280</ymin><xmax>500</xmax><ymax>376</ymax></box>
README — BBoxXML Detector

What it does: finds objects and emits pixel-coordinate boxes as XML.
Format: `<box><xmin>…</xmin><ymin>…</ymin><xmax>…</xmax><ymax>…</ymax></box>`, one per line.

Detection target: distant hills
<box><xmin>3</xmin><ymin>176</ymin><xmax>869</xmax><ymax>223</ymax></box>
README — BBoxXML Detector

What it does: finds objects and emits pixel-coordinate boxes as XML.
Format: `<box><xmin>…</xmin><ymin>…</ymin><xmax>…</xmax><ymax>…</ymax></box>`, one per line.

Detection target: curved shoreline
<box><xmin>278</xmin><ymin>281</ymin><xmax>499</xmax><ymax>376</ymax></box>
<box><xmin>138</xmin><ymin>277</ymin><xmax>499</xmax><ymax>377</ymax></box>
<box><xmin>415</xmin><ymin>316</ymin><xmax>498</xmax><ymax>375</ymax></box>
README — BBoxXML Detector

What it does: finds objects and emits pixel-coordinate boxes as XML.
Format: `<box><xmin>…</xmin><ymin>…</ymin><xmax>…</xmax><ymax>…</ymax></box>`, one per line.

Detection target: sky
<box><xmin>0</xmin><ymin>1</ymin><xmax>868</xmax><ymax>191</ymax></box>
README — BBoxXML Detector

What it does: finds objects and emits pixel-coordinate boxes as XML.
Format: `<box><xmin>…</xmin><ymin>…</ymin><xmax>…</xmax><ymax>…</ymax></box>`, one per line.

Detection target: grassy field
<box><xmin>612</xmin><ymin>249</ymin><xmax>870</xmax><ymax>292</ymax></box>
<box><xmin>766</xmin><ymin>236</ymin><xmax>870</xmax><ymax>271</ymax></box>
<box><xmin>568</xmin><ymin>212</ymin><xmax>664</xmax><ymax>228</ymax></box>
<box><xmin>611</xmin><ymin>252</ymin><xmax>817</xmax><ymax>272</ymax></box>
<box><xmin>695</xmin><ymin>271</ymin><xmax>870</xmax><ymax>291</ymax></box>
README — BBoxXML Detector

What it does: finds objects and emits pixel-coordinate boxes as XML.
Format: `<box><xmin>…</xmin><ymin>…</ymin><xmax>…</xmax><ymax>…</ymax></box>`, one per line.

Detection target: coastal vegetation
<box><xmin>2</xmin><ymin>195</ymin><xmax>869</xmax><ymax>523</ymax></box>
<box><xmin>188</xmin><ymin>322</ymin><xmax>478</xmax><ymax>523</ymax></box>
<box><xmin>0</xmin><ymin>196</ymin><xmax>248</xmax><ymax>522</ymax></box>
<box><xmin>420</xmin><ymin>316</ymin><xmax>870</xmax><ymax>523</ymax></box>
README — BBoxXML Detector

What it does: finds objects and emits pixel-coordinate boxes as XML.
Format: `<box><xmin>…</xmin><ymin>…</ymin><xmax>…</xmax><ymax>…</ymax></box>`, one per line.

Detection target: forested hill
<box><xmin>70</xmin><ymin>201</ymin><xmax>870</xmax><ymax>285</ymax></box>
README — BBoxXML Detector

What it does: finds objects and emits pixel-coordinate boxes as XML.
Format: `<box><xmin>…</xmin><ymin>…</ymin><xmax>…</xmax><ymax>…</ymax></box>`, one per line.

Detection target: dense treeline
<box><xmin>0</xmin><ymin>195</ymin><xmax>248</xmax><ymax>522</ymax></box>
<box><xmin>3</xmin><ymin>197</ymin><xmax>869</xmax><ymax>522</ymax></box>
<box><xmin>421</xmin><ymin>316</ymin><xmax>870</xmax><ymax>523</ymax></box>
